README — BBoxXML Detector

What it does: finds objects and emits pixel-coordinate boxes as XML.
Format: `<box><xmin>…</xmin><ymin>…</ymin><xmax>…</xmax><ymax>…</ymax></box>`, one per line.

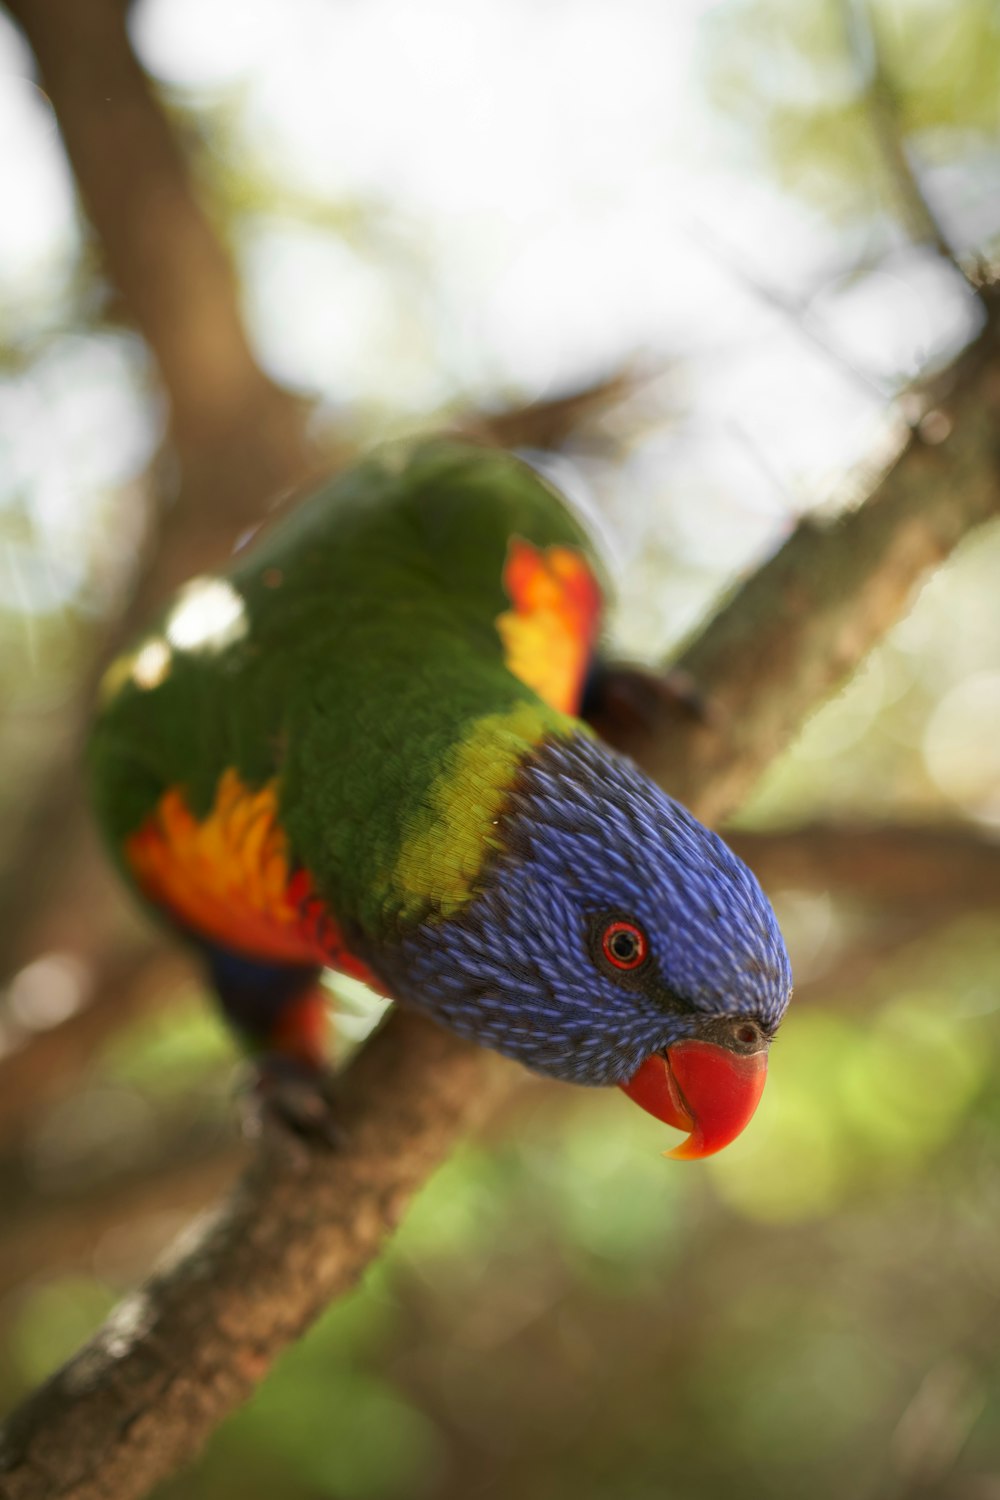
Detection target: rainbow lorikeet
<box><xmin>89</xmin><ymin>441</ymin><xmax>791</xmax><ymax>1158</ymax></box>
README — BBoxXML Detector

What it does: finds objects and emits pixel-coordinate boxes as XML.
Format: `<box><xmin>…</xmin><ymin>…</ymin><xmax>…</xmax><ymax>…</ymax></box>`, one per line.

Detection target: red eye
<box><xmin>601</xmin><ymin>920</ymin><xmax>648</xmax><ymax>971</ymax></box>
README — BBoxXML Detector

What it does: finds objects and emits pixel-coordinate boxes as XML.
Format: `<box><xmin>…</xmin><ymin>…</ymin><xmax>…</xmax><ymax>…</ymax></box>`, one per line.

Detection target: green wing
<box><xmin>88</xmin><ymin>440</ymin><xmax>606</xmax><ymax>950</ymax></box>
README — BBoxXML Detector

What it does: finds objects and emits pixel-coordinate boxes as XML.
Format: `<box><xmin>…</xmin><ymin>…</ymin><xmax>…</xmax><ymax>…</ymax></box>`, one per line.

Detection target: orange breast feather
<box><xmin>496</xmin><ymin>539</ymin><xmax>602</xmax><ymax>714</ymax></box>
<box><xmin>125</xmin><ymin>768</ymin><xmax>374</xmax><ymax>982</ymax></box>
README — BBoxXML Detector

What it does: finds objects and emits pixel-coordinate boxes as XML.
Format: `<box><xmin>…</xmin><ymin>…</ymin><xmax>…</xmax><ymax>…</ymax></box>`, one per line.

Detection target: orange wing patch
<box><xmin>125</xmin><ymin>768</ymin><xmax>375</xmax><ymax>983</ymax></box>
<box><xmin>497</xmin><ymin>539</ymin><xmax>602</xmax><ymax>714</ymax></box>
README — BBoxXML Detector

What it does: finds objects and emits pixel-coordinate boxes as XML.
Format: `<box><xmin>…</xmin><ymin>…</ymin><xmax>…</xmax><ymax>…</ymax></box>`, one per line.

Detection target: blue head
<box><xmin>389</xmin><ymin>732</ymin><xmax>792</xmax><ymax>1156</ymax></box>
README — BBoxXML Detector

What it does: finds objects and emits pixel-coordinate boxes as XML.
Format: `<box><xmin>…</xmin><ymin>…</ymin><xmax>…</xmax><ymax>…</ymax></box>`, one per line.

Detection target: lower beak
<box><xmin>619</xmin><ymin>1039</ymin><xmax>768</xmax><ymax>1159</ymax></box>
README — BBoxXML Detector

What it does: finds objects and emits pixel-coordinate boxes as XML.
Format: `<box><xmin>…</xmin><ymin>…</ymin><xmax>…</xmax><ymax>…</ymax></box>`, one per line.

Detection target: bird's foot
<box><xmin>241</xmin><ymin>1053</ymin><xmax>344</xmax><ymax>1150</ymax></box>
<box><xmin>582</xmin><ymin>660</ymin><xmax>720</xmax><ymax>741</ymax></box>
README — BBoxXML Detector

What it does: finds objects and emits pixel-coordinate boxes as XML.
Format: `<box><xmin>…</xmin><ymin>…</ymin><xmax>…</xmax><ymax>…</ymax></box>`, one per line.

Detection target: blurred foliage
<box><xmin>704</xmin><ymin>0</ymin><xmax>1000</xmax><ymax>249</ymax></box>
<box><xmin>2</xmin><ymin>0</ymin><xmax>1000</xmax><ymax>1495</ymax></box>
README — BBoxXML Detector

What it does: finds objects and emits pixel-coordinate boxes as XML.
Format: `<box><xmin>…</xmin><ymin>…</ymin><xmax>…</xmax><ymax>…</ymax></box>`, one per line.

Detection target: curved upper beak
<box><xmin>619</xmin><ymin>1038</ymin><xmax>768</xmax><ymax>1159</ymax></box>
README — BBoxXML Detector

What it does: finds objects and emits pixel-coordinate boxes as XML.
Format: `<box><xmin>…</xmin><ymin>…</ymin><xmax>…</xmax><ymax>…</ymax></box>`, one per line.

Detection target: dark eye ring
<box><xmin>601</xmin><ymin>919</ymin><xmax>648</xmax><ymax>971</ymax></box>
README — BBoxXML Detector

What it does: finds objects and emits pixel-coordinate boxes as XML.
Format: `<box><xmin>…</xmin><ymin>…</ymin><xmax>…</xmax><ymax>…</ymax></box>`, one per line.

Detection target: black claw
<box><xmin>241</xmin><ymin>1054</ymin><xmax>344</xmax><ymax>1149</ymax></box>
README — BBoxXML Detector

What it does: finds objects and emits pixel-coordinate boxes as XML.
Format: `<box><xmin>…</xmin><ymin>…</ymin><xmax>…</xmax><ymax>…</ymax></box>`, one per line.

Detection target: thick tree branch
<box><xmin>0</xmin><ymin>1012</ymin><xmax>499</xmax><ymax>1500</ymax></box>
<box><xmin>2</xmin><ymin>0</ymin><xmax>319</xmax><ymax>623</ymax></box>
<box><xmin>0</xmin><ymin>0</ymin><xmax>320</xmax><ymax>987</ymax></box>
<box><xmin>2</xmin><ymin>322</ymin><xmax>999</xmax><ymax>1493</ymax></box>
<box><xmin>2</xmin><ymin>0</ymin><xmax>308</xmax><ymax>485</ymax></box>
<box><xmin>593</xmin><ymin>294</ymin><xmax>1000</xmax><ymax>823</ymax></box>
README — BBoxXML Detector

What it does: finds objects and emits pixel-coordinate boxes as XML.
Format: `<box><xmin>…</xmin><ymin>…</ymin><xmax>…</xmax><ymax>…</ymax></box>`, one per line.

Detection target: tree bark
<box><xmin>729</xmin><ymin>821</ymin><xmax>1000</xmax><ymax>914</ymax></box>
<box><xmin>2</xmin><ymin>0</ymin><xmax>307</xmax><ymax>483</ymax></box>
<box><xmin>597</xmin><ymin>296</ymin><xmax>1000</xmax><ymax>823</ymax></box>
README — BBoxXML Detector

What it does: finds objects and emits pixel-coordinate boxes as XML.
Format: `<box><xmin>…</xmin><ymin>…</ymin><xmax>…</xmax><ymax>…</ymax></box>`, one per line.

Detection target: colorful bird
<box><xmin>89</xmin><ymin>440</ymin><xmax>791</xmax><ymax>1158</ymax></box>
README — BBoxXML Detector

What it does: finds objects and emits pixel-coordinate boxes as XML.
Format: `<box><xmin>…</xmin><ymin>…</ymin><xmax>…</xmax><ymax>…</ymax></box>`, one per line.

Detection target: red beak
<box><xmin>619</xmin><ymin>1039</ymin><xmax>768</xmax><ymax>1159</ymax></box>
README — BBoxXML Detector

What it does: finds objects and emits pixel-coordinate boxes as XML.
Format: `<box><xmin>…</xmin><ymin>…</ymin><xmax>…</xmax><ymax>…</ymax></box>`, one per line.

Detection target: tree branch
<box><xmin>3</xmin><ymin>311</ymin><xmax>1000</xmax><ymax>1493</ymax></box>
<box><xmin>731</xmin><ymin>820</ymin><xmax>1000</xmax><ymax>1008</ymax></box>
<box><xmin>0</xmin><ymin>0</ymin><xmax>321</xmax><ymax>989</ymax></box>
<box><xmin>595</xmin><ymin>292</ymin><xmax>1000</xmax><ymax>823</ymax></box>
<box><xmin>2</xmin><ymin>0</ymin><xmax>308</xmax><ymax>483</ymax></box>
<box><xmin>0</xmin><ymin>1012</ymin><xmax>499</xmax><ymax>1500</ymax></box>
<box><xmin>838</xmin><ymin>0</ymin><xmax>969</xmax><ymax>277</ymax></box>
<box><xmin>453</xmin><ymin>366</ymin><xmax>649</xmax><ymax>452</ymax></box>
<box><xmin>729</xmin><ymin>821</ymin><xmax>1000</xmax><ymax>916</ymax></box>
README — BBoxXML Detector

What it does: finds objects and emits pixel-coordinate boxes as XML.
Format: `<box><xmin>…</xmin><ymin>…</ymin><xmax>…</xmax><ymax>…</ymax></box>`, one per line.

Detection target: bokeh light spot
<box><xmin>166</xmin><ymin>577</ymin><xmax>248</xmax><ymax>653</ymax></box>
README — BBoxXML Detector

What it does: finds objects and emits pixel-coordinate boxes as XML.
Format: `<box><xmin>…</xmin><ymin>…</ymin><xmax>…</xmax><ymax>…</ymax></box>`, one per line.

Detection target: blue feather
<box><xmin>380</xmin><ymin>733</ymin><xmax>792</xmax><ymax>1086</ymax></box>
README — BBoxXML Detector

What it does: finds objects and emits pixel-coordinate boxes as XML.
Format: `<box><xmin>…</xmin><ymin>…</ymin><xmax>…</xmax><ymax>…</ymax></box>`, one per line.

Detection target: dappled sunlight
<box><xmin>165</xmin><ymin>577</ymin><xmax>249</xmax><ymax>653</ymax></box>
<box><xmin>130</xmin><ymin>637</ymin><xmax>172</xmax><ymax>691</ymax></box>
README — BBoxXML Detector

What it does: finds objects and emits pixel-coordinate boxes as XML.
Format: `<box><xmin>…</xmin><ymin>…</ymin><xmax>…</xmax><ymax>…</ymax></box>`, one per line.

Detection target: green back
<box><xmin>89</xmin><ymin>440</ymin><xmax>604</xmax><ymax>938</ymax></box>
